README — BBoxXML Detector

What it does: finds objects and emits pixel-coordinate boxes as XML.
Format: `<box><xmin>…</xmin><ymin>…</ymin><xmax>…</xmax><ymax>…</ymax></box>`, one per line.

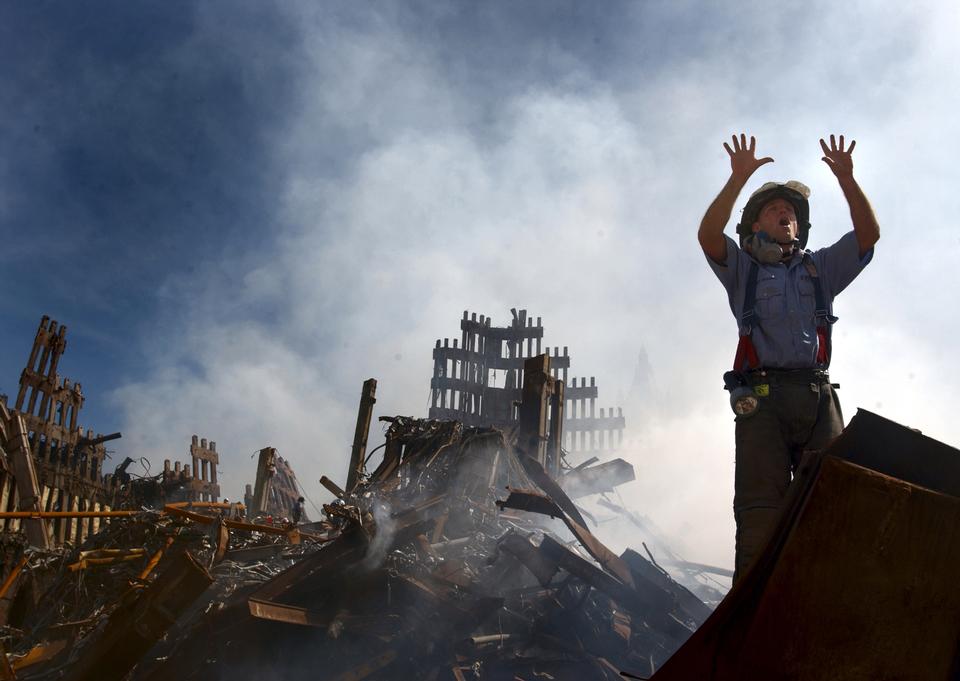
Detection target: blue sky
<box><xmin>2</xmin><ymin>1</ymin><xmax>958</xmax><ymax>567</ymax></box>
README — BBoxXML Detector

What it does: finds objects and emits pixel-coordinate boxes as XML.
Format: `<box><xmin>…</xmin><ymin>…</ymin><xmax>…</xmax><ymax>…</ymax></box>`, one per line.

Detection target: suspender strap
<box><xmin>802</xmin><ymin>255</ymin><xmax>838</xmax><ymax>368</ymax></box>
<box><xmin>733</xmin><ymin>256</ymin><xmax>838</xmax><ymax>371</ymax></box>
<box><xmin>802</xmin><ymin>256</ymin><xmax>829</xmax><ymax>321</ymax></box>
<box><xmin>734</xmin><ymin>261</ymin><xmax>761</xmax><ymax>371</ymax></box>
<box><xmin>740</xmin><ymin>260</ymin><xmax>760</xmax><ymax>333</ymax></box>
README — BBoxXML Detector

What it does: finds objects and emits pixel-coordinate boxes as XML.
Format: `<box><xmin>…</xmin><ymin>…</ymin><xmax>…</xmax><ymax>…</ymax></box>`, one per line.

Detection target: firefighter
<box><xmin>291</xmin><ymin>496</ymin><xmax>305</xmax><ymax>525</ymax></box>
<box><xmin>698</xmin><ymin>134</ymin><xmax>880</xmax><ymax>582</ymax></box>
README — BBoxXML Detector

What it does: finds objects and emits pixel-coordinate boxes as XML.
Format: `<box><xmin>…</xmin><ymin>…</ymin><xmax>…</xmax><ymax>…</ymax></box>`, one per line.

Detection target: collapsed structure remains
<box><xmin>0</xmin><ymin>312</ymin><xmax>956</xmax><ymax>680</ymax></box>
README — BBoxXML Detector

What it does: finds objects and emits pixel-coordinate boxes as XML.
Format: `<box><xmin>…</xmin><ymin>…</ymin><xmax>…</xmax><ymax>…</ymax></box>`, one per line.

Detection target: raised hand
<box><xmin>724</xmin><ymin>133</ymin><xmax>774</xmax><ymax>182</ymax></box>
<box><xmin>820</xmin><ymin>134</ymin><xmax>856</xmax><ymax>179</ymax></box>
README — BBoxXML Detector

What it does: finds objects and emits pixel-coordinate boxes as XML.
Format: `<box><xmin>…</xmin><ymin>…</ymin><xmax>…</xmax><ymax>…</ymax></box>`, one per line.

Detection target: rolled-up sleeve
<box><xmin>812</xmin><ymin>231</ymin><xmax>873</xmax><ymax>297</ymax></box>
<box><xmin>705</xmin><ymin>234</ymin><xmax>743</xmax><ymax>291</ymax></box>
<box><xmin>705</xmin><ymin>235</ymin><xmax>752</xmax><ymax>319</ymax></box>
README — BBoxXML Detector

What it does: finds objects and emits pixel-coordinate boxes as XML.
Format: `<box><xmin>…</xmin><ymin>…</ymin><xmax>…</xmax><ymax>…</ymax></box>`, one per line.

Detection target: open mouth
<box><xmin>779</xmin><ymin>217</ymin><xmax>791</xmax><ymax>226</ymax></box>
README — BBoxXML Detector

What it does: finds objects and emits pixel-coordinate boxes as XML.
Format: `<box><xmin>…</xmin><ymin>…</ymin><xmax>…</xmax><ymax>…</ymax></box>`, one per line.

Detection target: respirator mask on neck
<box><xmin>743</xmin><ymin>231</ymin><xmax>797</xmax><ymax>264</ymax></box>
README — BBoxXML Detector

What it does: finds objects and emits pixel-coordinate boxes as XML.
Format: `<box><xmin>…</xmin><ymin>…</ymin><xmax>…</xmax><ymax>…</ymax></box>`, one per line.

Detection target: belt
<box><xmin>747</xmin><ymin>368</ymin><xmax>831</xmax><ymax>385</ymax></box>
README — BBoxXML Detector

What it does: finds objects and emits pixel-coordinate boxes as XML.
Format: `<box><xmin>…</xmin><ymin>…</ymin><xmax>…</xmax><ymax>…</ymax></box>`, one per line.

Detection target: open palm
<box><xmin>724</xmin><ymin>134</ymin><xmax>774</xmax><ymax>182</ymax></box>
<box><xmin>820</xmin><ymin>134</ymin><xmax>855</xmax><ymax>179</ymax></box>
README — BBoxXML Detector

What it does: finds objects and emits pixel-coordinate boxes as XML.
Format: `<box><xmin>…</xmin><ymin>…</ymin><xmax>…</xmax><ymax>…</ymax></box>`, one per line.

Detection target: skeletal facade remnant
<box><xmin>244</xmin><ymin>447</ymin><xmax>307</xmax><ymax>521</ymax></box>
<box><xmin>0</xmin><ymin>316</ymin><xmax>121</xmax><ymax>545</ymax></box>
<box><xmin>0</xmin><ymin>317</ymin><xmax>238</xmax><ymax>546</ymax></box>
<box><xmin>161</xmin><ymin>435</ymin><xmax>220</xmax><ymax>502</ymax></box>
<box><xmin>430</xmin><ymin>308</ymin><xmax>626</xmax><ymax>461</ymax></box>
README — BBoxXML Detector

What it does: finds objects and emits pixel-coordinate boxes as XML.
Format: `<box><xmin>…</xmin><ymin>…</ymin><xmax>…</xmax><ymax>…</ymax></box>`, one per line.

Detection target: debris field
<box><xmin>0</xmin><ymin>413</ymin><xmax>712</xmax><ymax>681</ymax></box>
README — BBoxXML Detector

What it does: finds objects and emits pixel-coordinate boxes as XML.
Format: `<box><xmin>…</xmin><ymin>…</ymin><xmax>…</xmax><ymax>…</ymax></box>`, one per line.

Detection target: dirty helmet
<box><xmin>736</xmin><ymin>180</ymin><xmax>812</xmax><ymax>249</ymax></box>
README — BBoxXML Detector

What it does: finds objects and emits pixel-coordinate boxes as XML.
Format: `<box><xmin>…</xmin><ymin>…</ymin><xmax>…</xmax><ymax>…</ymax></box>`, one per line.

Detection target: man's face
<box><xmin>751</xmin><ymin>197</ymin><xmax>798</xmax><ymax>244</ymax></box>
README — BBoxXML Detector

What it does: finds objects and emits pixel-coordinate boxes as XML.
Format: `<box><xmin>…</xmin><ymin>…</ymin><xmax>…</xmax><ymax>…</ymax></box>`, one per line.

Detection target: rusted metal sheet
<box><xmin>652</xmin><ymin>417</ymin><xmax>960</xmax><ymax>681</ymax></box>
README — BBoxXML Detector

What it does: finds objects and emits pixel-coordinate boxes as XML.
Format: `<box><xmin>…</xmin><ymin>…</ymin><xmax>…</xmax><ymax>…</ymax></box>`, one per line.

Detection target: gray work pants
<box><xmin>732</xmin><ymin>374</ymin><xmax>844</xmax><ymax>584</ymax></box>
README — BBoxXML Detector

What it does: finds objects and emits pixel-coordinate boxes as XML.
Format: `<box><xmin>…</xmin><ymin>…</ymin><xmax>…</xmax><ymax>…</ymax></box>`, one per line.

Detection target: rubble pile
<box><xmin>2</xmin><ymin>317</ymin><xmax>955</xmax><ymax>679</ymax></box>
<box><xmin>0</xmin><ymin>506</ymin><xmax>319</xmax><ymax>680</ymax></box>
<box><xmin>0</xmin><ymin>416</ymin><xmax>709</xmax><ymax>680</ymax></box>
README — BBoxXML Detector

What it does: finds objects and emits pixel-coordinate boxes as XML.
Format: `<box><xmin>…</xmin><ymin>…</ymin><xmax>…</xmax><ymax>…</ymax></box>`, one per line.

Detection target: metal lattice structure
<box><xmin>429</xmin><ymin>309</ymin><xmax>625</xmax><ymax>462</ymax></box>
<box><xmin>0</xmin><ymin>316</ymin><xmax>225</xmax><ymax>545</ymax></box>
<box><xmin>0</xmin><ymin>316</ymin><xmax>119</xmax><ymax>545</ymax></box>
<box><xmin>161</xmin><ymin>435</ymin><xmax>221</xmax><ymax>503</ymax></box>
<box><xmin>244</xmin><ymin>447</ymin><xmax>308</xmax><ymax>522</ymax></box>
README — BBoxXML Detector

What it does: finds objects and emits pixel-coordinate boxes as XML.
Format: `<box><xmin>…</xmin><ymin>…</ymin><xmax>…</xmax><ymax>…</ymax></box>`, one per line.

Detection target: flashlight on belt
<box><xmin>723</xmin><ymin>371</ymin><xmax>759</xmax><ymax>418</ymax></box>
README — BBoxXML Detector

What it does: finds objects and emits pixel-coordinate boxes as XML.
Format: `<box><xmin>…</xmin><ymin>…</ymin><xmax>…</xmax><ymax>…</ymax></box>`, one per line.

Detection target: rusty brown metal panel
<box><xmin>652</xmin><ymin>454</ymin><xmax>960</xmax><ymax>681</ymax></box>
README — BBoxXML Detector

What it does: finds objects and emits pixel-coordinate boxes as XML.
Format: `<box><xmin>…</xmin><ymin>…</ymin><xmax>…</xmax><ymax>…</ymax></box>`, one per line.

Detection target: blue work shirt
<box><xmin>706</xmin><ymin>231</ymin><xmax>873</xmax><ymax>369</ymax></box>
